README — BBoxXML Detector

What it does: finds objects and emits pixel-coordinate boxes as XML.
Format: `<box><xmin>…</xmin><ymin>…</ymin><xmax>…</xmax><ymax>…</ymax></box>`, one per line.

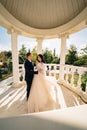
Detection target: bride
<box><xmin>28</xmin><ymin>54</ymin><xmax>59</xmax><ymax>113</ymax></box>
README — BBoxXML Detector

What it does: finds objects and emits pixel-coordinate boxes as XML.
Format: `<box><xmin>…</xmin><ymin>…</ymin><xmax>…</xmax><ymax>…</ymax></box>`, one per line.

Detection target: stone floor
<box><xmin>0</xmin><ymin>77</ymin><xmax>85</xmax><ymax>117</ymax></box>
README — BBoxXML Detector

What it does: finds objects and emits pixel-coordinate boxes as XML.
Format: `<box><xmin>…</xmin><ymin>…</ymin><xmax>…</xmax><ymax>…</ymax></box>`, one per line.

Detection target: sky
<box><xmin>0</xmin><ymin>26</ymin><xmax>87</xmax><ymax>56</ymax></box>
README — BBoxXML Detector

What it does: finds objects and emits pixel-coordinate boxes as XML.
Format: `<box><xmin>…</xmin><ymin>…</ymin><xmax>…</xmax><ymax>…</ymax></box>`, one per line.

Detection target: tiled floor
<box><xmin>0</xmin><ymin>77</ymin><xmax>85</xmax><ymax>117</ymax></box>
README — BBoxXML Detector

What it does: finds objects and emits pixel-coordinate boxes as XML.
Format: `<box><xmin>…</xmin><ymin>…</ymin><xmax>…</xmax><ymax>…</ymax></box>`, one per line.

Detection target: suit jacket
<box><xmin>24</xmin><ymin>59</ymin><xmax>34</xmax><ymax>82</ymax></box>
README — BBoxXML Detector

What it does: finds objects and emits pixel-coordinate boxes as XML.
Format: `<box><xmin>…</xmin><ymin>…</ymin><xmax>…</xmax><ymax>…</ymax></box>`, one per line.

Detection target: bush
<box><xmin>0</xmin><ymin>69</ymin><xmax>2</xmax><ymax>78</ymax></box>
<box><xmin>74</xmin><ymin>59</ymin><xmax>85</xmax><ymax>66</ymax></box>
<box><xmin>81</xmin><ymin>82</ymin><xmax>86</xmax><ymax>91</ymax></box>
<box><xmin>20</xmin><ymin>75</ymin><xmax>23</xmax><ymax>81</ymax></box>
<box><xmin>1</xmin><ymin>70</ymin><xmax>8</xmax><ymax>74</ymax></box>
<box><xmin>81</xmin><ymin>73</ymin><xmax>87</xmax><ymax>92</ymax></box>
<box><xmin>8</xmin><ymin>62</ymin><xmax>12</xmax><ymax>73</ymax></box>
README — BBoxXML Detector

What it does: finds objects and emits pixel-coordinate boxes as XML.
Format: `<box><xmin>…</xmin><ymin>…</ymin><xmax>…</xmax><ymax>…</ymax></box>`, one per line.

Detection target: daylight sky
<box><xmin>0</xmin><ymin>26</ymin><xmax>87</xmax><ymax>56</ymax></box>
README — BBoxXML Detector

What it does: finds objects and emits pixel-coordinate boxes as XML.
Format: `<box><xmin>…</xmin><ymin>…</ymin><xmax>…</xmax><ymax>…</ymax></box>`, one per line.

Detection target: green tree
<box><xmin>74</xmin><ymin>57</ymin><xmax>85</xmax><ymax>66</ymax></box>
<box><xmin>81</xmin><ymin>46</ymin><xmax>87</xmax><ymax>66</ymax></box>
<box><xmin>0</xmin><ymin>51</ymin><xmax>12</xmax><ymax>68</ymax></box>
<box><xmin>81</xmin><ymin>45</ymin><xmax>87</xmax><ymax>56</ymax></box>
<box><xmin>43</xmin><ymin>48</ymin><xmax>53</xmax><ymax>63</ymax></box>
<box><xmin>19</xmin><ymin>44</ymin><xmax>27</xmax><ymax>61</ymax></box>
<box><xmin>5</xmin><ymin>51</ymin><xmax>12</xmax><ymax>59</ymax></box>
<box><xmin>53</xmin><ymin>48</ymin><xmax>56</xmax><ymax>57</ymax></box>
<box><xmin>0</xmin><ymin>67</ymin><xmax>2</xmax><ymax>79</ymax></box>
<box><xmin>74</xmin><ymin>46</ymin><xmax>87</xmax><ymax>66</ymax></box>
<box><xmin>52</xmin><ymin>49</ymin><xmax>59</xmax><ymax>63</ymax></box>
<box><xmin>52</xmin><ymin>56</ymin><xmax>59</xmax><ymax>64</ymax></box>
<box><xmin>32</xmin><ymin>47</ymin><xmax>37</xmax><ymax>62</ymax></box>
<box><xmin>66</xmin><ymin>45</ymin><xmax>78</xmax><ymax>65</ymax></box>
<box><xmin>0</xmin><ymin>51</ymin><xmax>7</xmax><ymax>62</ymax></box>
<box><xmin>0</xmin><ymin>51</ymin><xmax>12</xmax><ymax>78</ymax></box>
<box><xmin>81</xmin><ymin>73</ymin><xmax>87</xmax><ymax>91</ymax></box>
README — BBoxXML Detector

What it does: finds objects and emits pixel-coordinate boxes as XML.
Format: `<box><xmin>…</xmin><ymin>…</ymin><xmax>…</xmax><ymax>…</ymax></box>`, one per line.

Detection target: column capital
<box><xmin>36</xmin><ymin>37</ymin><xmax>43</xmax><ymax>54</ymax></box>
<box><xmin>7</xmin><ymin>27</ymin><xmax>19</xmax><ymax>35</ymax></box>
<box><xmin>36</xmin><ymin>37</ymin><xmax>43</xmax><ymax>43</ymax></box>
<box><xmin>59</xmin><ymin>32</ymin><xmax>69</xmax><ymax>39</ymax></box>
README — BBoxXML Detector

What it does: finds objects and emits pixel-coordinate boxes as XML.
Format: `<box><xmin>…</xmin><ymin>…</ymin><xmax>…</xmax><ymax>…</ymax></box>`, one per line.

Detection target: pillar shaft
<box><xmin>37</xmin><ymin>38</ymin><xmax>43</xmax><ymax>54</ymax></box>
<box><xmin>11</xmin><ymin>32</ymin><xmax>19</xmax><ymax>84</ymax></box>
<box><xmin>59</xmin><ymin>36</ymin><xmax>67</xmax><ymax>82</ymax></box>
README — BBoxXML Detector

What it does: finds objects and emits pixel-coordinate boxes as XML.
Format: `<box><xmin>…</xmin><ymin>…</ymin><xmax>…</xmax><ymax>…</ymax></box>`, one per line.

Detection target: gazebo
<box><xmin>0</xmin><ymin>0</ymin><xmax>87</xmax><ymax>129</ymax></box>
<box><xmin>0</xmin><ymin>0</ymin><xmax>87</xmax><ymax>85</ymax></box>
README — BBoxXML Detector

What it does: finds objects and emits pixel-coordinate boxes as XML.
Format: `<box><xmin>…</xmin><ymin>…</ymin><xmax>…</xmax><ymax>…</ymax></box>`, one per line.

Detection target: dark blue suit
<box><xmin>24</xmin><ymin>59</ymin><xmax>34</xmax><ymax>100</ymax></box>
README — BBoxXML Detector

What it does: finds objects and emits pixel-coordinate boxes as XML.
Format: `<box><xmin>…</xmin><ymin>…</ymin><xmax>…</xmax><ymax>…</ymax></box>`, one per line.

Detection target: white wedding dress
<box><xmin>28</xmin><ymin>62</ymin><xmax>59</xmax><ymax>113</ymax></box>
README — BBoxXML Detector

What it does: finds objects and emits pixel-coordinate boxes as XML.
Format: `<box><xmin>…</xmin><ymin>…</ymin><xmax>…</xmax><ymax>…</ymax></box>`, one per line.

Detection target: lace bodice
<box><xmin>36</xmin><ymin>63</ymin><xmax>46</xmax><ymax>75</ymax></box>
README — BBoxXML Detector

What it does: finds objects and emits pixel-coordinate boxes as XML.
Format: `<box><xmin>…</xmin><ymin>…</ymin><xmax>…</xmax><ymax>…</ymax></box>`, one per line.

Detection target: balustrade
<box><xmin>19</xmin><ymin>64</ymin><xmax>87</xmax><ymax>102</ymax></box>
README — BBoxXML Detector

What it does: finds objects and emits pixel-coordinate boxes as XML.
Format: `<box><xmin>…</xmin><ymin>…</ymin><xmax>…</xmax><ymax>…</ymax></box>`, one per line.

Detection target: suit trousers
<box><xmin>26</xmin><ymin>80</ymin><xmax>33</xmax><ymax>100</ymax></box>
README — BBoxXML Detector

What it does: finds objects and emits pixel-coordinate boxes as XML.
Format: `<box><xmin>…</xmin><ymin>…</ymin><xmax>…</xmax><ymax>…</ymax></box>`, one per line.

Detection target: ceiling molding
<box><xmin>0</xmin><ymin>3</ymin><xmax>87</xmax><ymax>38</ymax></box>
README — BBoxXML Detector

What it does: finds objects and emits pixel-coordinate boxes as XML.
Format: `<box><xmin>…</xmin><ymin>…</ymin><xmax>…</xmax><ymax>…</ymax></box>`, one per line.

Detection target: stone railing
<box><xmin>19</xmin><ymin>64</ymin><xmax>25</xmax><ymax>81</ymax></box>
<box><xmin>46</xmin><ymin>64</ymin><xmax>87</xmax><ymax>102</ymax></box>
<box><xmin>19</xmin><ymin>64</ymin><xmax>87</xmax><ymax>102</ymax></box>
<box><xmin>45</xmin><ymin>64</ymin><xmax>60</xmax><ymax>79</ymax></box>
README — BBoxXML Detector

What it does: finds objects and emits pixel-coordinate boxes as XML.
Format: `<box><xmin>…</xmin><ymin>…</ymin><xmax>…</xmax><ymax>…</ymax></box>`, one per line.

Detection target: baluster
<box><xmin>66</xmin><ymin>67</ymin><xmax>69</xmax><ymax>83</ymax></box>
<box><xmin>49</xmin><ymin>65</ymin><xmax>51</xmax><ymax>76</ymax></box>
<box><xmin>86</xmin><ymin>82</ymin><xmax>87</xmax><ymax>93</ymax></box>
<box><xmin>71</xmin><ymin>68</ymin><xmax>74</xmax><ymax>87</ymax></box>
<box><xmin>54</xmin><ymin>65</ymin><xmax>56</xmax><ymax>79</ymax></box>
<box><xmin>77</xmin><ymin>70</ymin><xmax>82</xmax><ymax>91</ymax></box>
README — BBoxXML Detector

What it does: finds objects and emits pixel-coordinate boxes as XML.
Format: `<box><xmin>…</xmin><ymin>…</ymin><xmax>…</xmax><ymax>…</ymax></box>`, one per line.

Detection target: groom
<box><xmin>24</xmin><ymin>52</ymin><xmax>38</xmax><ymax>101</ymax></box>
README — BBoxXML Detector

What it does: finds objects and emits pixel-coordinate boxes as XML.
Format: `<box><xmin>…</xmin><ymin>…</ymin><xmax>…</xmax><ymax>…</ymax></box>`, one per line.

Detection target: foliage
<box><xmin>19</xmin><ymin>44</ymin><xmax>27</xmax><ymax>60</ymax></box>
<box><xmin>74</xmin><ymin>74</ymin><xmax>79</xmax><ymax>87</ymax></box>
<box><xmin>0</xmin><ymin>51</ymin><xmax>12</xmax><ymax>63</ymax></box>
<box><xmin>32</xmin><ymin>47</ymin><xmax>37</xmax><ymax>62</ymax></box>
<box><xmin>8</xmin><ymin>62</ymin><xmax>12</xmax><ymax>73</ymax></box>
<box><xmin>20</xmin><ymin>75</ymin><xmax>23</xmax><ymax>81</ymax></box>
<box><xmin>66</xmin><ymin>45</ymin><xmax>78</xmax><ymax>65</ymax></box>
<box><xmin>0</xmin><ymin>73</ymin><xmax>12</xmax><ymax>81</ymax></box>
<box><xmin>80</xmin><ymin>45</ymin><xmax>87</xmax><ymax>66</ymax></box>
<box><xmin>52</xmin><ymin>56</ymin><xmax>59</xmax><ymax>64</ymax></box>
<box><xmin>74</xmin><ymin>58</ymin><xmax>86</xmax><ymax>66</ymax></box>
<box><xmin>81</xmin><ymin>73</ymin><xmax>87</xmax><ymax>92</ymax></box>
<box><xmin>19</xmin><ymin>55</ymin><xmax>25</xmax><ymax>64</ymax></box>
<box><xmin>43</xmin><ymin>48</ymin><xmax>53</xmax><ymax>63</ymax></box>
<box><xmin>0</xmin><ymin>67</ymin><xmax>2</xmax><ymax>78</ymax></box>
<box><xmin>0</xmin><ymin>51</ymin><xmax>12</xmax><ymax>81</ymax></box>
<box><xmin>80</xmin><ymin>46</ymin><xmax>87</xmax><ymax>56</ymax></box>
<box><xmin>0</xmin><ymin>43</ymin><xmax>87</xmax><ymax>85</ymax></box>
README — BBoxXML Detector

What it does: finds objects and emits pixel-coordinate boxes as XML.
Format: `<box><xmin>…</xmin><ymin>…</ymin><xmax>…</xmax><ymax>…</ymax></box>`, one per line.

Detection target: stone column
<box><xmin>36</xmin><ymin>38</ymin><xmax>43</xmax><ymax>54</ymax></box>
<box><xmin>11</xmin><ymin>29</ymin><xmax>19</xmax><ymax>86</ymax></box>
<box><xmin>59</xmin><ymin>33</ymin><xmax>68</xmax><ymax>83</ymax></box>
<box><xmin>7</xmin><ymin>28</ymin><xmax>26</xmax><ymax>87</ymax></box>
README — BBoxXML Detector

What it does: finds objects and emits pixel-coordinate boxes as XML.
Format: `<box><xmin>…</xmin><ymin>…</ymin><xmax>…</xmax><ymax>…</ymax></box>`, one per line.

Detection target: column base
<box><xmin>12</xmin><ymin>81</ymin><xmax>26</xmax><ymax>88</ymax></box>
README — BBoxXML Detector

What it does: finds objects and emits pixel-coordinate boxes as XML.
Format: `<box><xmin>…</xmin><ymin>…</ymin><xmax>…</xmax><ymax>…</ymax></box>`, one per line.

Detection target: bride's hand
<box><xmin>36</xmin><ymin>60</ymin><xmax>38</xmax><ymax>65</ymax></box>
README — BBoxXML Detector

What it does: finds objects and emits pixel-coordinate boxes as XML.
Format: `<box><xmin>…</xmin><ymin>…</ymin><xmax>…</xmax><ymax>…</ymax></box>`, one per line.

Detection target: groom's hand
<box><xmin>34</xmin><ymin>66</ymin><xmax>38</xmax><ymax>74</ymax></box>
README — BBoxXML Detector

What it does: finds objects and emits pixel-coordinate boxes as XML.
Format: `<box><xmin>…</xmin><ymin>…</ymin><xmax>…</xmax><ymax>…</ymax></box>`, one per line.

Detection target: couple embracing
<box><xmin>24</xmin><ymin>52</ymin><xmax>59</xmax><ymax>113</ymax></box>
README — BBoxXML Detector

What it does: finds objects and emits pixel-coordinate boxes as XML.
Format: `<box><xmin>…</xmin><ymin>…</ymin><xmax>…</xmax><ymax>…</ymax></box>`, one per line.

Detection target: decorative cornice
<box><xmin>0</xmin><ymin>3</ymin><xmax>87</xmax><ymax>38</ymax></box>
<box><xmin>7</xmin><ymin>27</ymin><xmax>20</xmax><ymax>35</ymax></box>
<box><xmin>36</xmin><ymin>38</ymin><xmax>43</xmax><ymax>43</ymax></box>
<box><xmin>59</xmin><ymin>32</ymin><xmax>69</xmax><ymax>38</ymax></box>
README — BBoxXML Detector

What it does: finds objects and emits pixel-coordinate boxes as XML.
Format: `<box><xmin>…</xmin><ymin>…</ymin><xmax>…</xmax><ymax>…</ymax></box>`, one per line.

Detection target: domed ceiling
<box><xmin>0</xmin><ymin>0</ymin><xmax>87</xmax><ymax>29</ymax></box>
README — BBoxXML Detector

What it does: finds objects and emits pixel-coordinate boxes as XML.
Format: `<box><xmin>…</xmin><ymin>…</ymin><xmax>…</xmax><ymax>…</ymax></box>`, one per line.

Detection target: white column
<box><xmin>36</xmin><ymin>38</ymin><xmax>43</xmax><ymax>54</ymax></box>
<box><xmin>11</xmin><ymin>30</ymin><xmax>19</xmax><ymax>85</ymax></box>
<box><xmin>59</xmin><ymin>35</ymin><xmax>67</xmax><ymax>82</ymax></box>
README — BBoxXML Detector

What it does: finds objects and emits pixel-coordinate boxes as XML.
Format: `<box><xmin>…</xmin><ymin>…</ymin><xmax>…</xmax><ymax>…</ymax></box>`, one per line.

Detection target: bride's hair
<box><xmin>37</xmin><ymin>54</ymin><xmax>44</xmax><ymax>63</ymax></box>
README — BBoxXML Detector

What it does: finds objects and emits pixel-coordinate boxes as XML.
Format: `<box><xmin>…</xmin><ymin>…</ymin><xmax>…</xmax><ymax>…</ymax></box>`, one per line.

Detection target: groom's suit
<box><xmin>24</xmin><ymin>59</ymin><xmax>37</xmax><ymax>100</ymax></box>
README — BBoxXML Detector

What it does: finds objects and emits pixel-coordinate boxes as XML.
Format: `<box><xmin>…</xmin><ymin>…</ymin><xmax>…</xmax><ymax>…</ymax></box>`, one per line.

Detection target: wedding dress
<box><xmin>28</xmin><ymin>62</ymin><xmax>59</xmax><ymax>113</ymax></box>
